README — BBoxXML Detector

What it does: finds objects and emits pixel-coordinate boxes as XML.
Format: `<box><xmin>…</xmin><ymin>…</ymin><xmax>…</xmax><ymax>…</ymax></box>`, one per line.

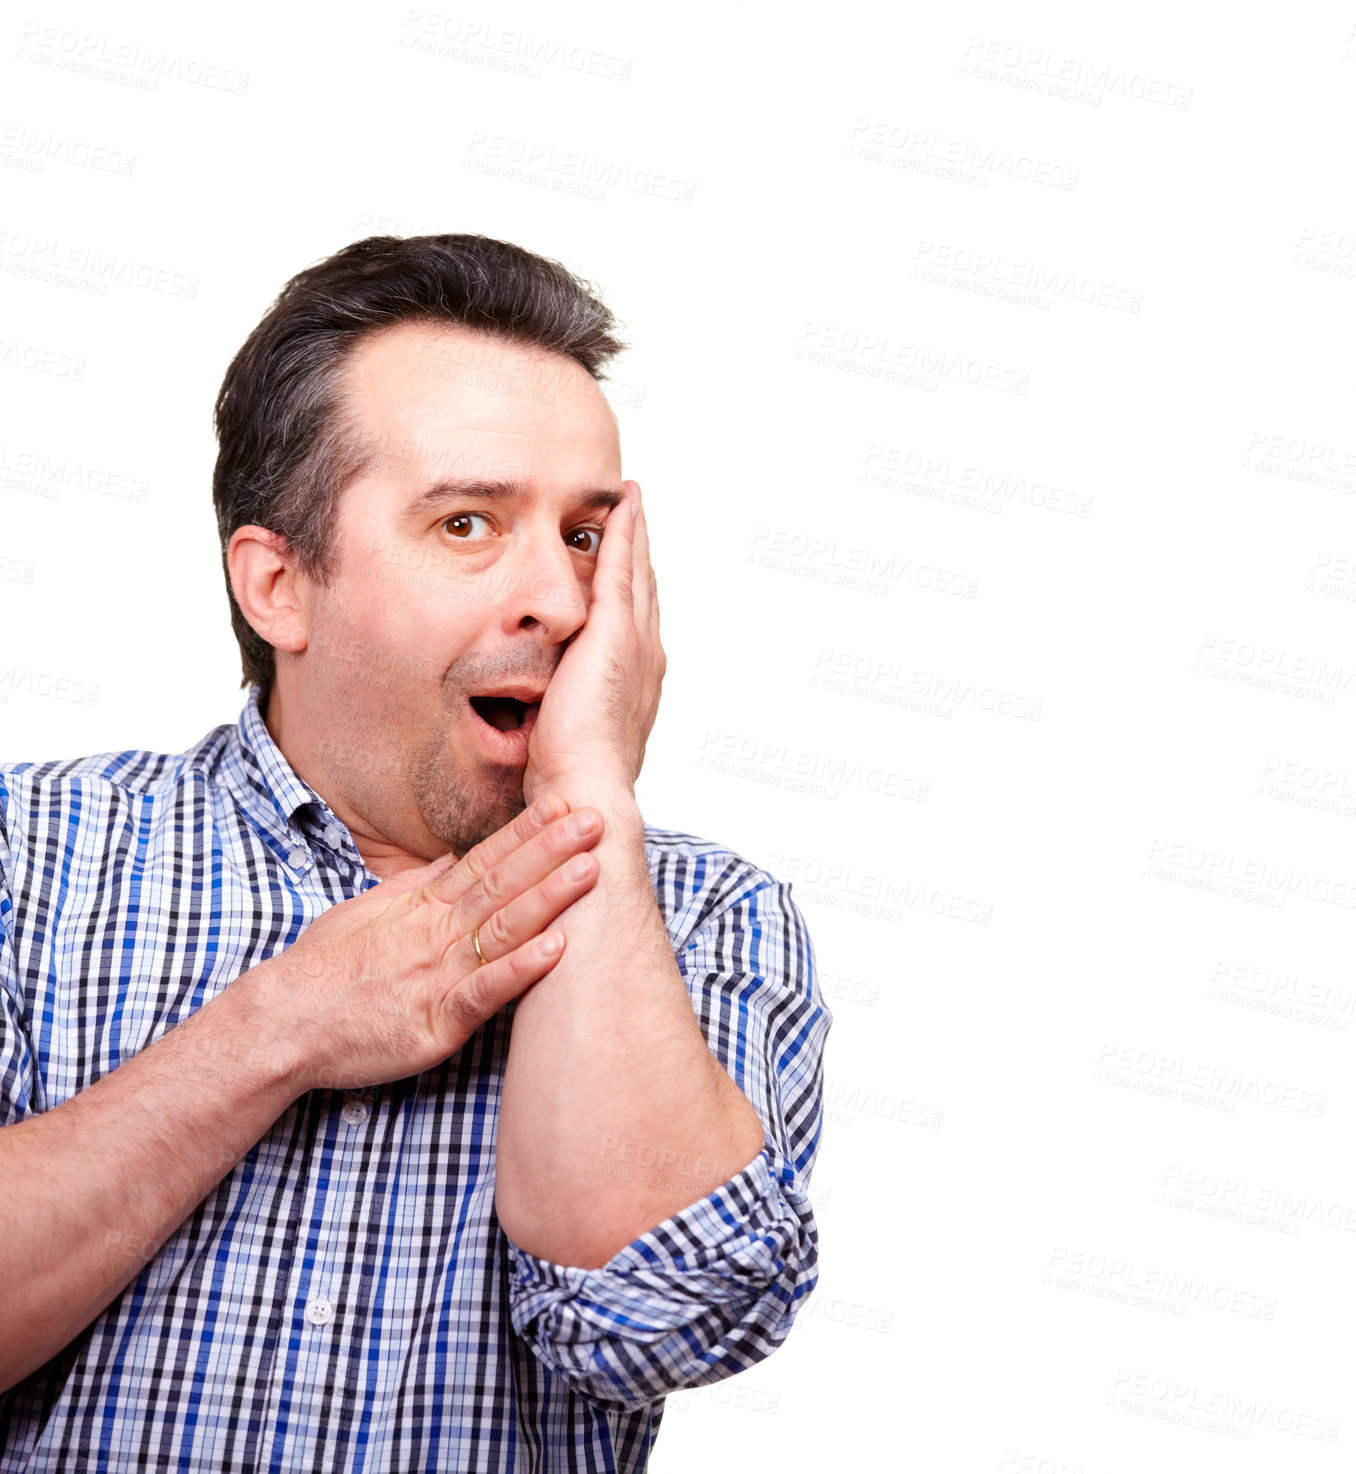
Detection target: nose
<box><xmin>497</xmin><ymin>522</ymin><xmax>590</xmax><ymax>645</ymax></box>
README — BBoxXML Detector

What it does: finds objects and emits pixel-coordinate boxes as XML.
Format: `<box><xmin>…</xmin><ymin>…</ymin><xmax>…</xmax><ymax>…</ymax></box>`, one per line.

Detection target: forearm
<box><xmin>495</xmin><ymin>790</ymin><xmax>766</xmax><ymax>1269</ymax></box>
<box><xmin>0</xmin><ymin>962</ymin><xmax>299</xmax><ymax>1391</ymax></box>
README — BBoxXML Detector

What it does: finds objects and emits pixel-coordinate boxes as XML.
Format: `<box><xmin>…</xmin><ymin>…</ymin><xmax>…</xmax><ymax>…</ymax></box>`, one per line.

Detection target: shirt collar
<box><xmin>224</xmin><ymin>684</ymin><xmax>344</xmax><ymax>875</ymax></box>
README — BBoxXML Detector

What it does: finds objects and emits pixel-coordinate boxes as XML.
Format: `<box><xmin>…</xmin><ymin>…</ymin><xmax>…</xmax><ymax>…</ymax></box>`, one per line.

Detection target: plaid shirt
<box><xmin>0</xmin><ymin>686</ymin><xmax>829</xmax><ymax>1472</ymax></box>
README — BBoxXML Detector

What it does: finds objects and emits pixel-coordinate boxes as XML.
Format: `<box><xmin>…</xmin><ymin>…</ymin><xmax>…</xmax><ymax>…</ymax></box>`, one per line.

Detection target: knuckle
<box><xmin>446</xmin><ymin>972</ymin><xmax>488</xmax><ymax>1032</ymax></box>
<box><xmin>479</xmin><ymin>864</ymin><xmax>507</xmax><ymax>906</ymax></box>
<box><xmin>484</xmin><ymin>909</ymin><xmax>512</xmax><ymax>950</ymax></box>
<box><xmin>548</xmin><ymin>815</ymin><xmax>582</xmax><ymax>853</ymax></box>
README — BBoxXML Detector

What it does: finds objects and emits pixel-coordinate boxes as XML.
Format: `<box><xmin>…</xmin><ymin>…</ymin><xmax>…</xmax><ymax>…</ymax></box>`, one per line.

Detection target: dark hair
<box><xmin>212</xmin><ymin>233</ymin><xmax>627</xmax><ymax>696</ymax></box>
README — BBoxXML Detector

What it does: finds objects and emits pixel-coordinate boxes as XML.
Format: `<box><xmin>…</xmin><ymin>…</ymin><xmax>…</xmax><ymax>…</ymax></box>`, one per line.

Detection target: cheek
<box><xmin>339</xmin><ymin>561</ymin><xmax>486</xmax><ymax>678</ymax></box>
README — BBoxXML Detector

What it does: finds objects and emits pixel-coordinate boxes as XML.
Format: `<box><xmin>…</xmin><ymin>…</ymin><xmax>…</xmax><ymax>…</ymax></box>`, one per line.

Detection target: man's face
<box><xmin>281</xmin><ymin>321</ymin><xmax>624</xmax><ymax>865</ymax></box>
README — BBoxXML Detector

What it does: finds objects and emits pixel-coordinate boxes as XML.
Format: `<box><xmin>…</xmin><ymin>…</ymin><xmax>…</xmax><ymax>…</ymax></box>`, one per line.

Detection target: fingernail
<box><xmin>630</xmin><ymin>490</ymin><xmax>640</xmax><ymax>522</ymax></box>
<box><xmin>569</xmin><ymin>810</ymin><xmax>598</xmax><ymax>838</ymax></box>
<box><xmin>566</xmin><ymin>855</ymin><xmax>593</xmax><ymax>880</ymax></box>
<box><xmin>530</xmin><ymin>798</ymin><xmax>557</xmax><ymax>825</ymax></box>
<box><xmin>541</xmin><ymin>931</ymin><xmax>564</xmax><ymax>955</ymax></box>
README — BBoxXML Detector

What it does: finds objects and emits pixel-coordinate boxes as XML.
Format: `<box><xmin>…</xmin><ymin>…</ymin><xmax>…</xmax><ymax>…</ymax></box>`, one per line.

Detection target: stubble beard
<box><xmin>408</xmin><ymin>729</ymin><xmax>526</xmax><ymax>858</ymax></box>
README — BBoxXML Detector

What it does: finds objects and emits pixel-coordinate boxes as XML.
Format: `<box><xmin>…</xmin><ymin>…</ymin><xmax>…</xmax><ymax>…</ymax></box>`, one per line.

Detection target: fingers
<box><xmin>421</xmin><ymin>793</ymin><xmax>570</xmax><ymax>905</ymax></box>
<box><xmin>624</xmin><ymin>483</ymin><xmax>662</xmax><ymax>707</ymax></box>
<box><xmin>437</xmin><ymin>925</ymin><xmax>570</xmax><ymax>1039</ymax></box>
<box><xmin>598</xmin><ymin>483</ymin><xmax>636</xmax><ymax>613</ymax></box>
<box><xmin>435</xmin><ymin>817</ymin><xmax>604</xmax><ymax>1037</ymax></box>
<box><xmin>627</xmin><ymin>480</ymin><xmax>654</xmax><ymax>625</ymax></box>
<box><xmin>455</xmin><ymin>839</ymin><xmax>600</xmax><ymax>971</ymax></box>
<box><xmin>433</xmin><ymin>806</ymin><xmax>604</xmax><ymax>936</ymax></box>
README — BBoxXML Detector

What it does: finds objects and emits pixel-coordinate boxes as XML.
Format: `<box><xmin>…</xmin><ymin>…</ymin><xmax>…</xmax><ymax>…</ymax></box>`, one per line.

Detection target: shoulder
<box><xmin>643</xmin><ymin>822</ymin><xmax>781</xmax><ymax>899</ymax></box>
<box><xmin>642</xmin><ymin>822</ymin><xmax>807</xmax><ymax>947</ymax></box>
<box><xmin>0</xmin><ymin>723</ymin><xmax>234</xmax><ymax>843</ymax></box>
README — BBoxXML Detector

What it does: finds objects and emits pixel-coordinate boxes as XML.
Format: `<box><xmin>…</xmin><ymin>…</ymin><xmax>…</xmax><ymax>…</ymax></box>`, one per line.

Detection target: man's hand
<box><xmin>251</xmin><ymin>795</ymin><xmax>604</xmax><ymax>1095</ymax></box>
<box><xmin>522</xmin><ymin>480</ymin><xmax>665</xmax><ymax>805</ymax></box>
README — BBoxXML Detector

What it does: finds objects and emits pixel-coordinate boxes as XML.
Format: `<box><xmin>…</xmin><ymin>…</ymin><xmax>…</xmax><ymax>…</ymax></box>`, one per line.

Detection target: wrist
<box><xmin>531</xmin><ymin>772</ymin><xmax>640</xmax><ymax>825</ymax></box>
<box><xmin>214</xmin><ymin>957</ymin><xmax>313</xmax><ymax>1103</ymax></box>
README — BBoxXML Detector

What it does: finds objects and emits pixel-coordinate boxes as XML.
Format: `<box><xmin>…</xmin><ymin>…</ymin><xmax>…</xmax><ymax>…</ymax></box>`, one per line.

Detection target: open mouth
<box><xmin>468</xmin><ymin>695</ymin><xmax>539</xmax><ymax>733</ymax></box>
<box><xmin>470</xmin><ymin>695</ymin><xmax>526</xmax><ymax>732</ymax></box>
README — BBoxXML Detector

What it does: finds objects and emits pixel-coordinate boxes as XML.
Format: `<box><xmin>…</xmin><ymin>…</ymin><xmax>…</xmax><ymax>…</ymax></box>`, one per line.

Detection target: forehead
<box><xmin>341</xmin><ymin>320</ymin><xmax>620</xmax><ymax>484</ymax></box>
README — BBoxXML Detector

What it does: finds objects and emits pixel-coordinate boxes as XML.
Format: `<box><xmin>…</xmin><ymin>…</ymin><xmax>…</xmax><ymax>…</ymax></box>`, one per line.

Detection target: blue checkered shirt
<box><xmin>0</xmin><ymin>686</ymin><xmax>829</xmax><ymax>1471</ymax></box>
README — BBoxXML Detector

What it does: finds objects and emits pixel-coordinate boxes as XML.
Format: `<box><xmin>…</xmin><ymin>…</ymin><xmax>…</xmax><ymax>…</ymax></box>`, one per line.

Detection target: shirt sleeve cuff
<box><xmin>504</xmin><ymin>1132</ymin><xmax>819</xmax><ymax>1409</ymax></box>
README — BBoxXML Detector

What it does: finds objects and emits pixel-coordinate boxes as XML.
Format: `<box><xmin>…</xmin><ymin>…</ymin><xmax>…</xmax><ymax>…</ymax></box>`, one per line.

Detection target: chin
<box><xmin>423</xmin><ymin>763</ymin><xmax>527</xmax><ymax>856</ymax></box>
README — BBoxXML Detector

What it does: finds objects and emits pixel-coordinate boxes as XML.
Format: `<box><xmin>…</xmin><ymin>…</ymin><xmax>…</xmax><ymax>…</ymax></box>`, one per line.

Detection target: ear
<box><xmin>228</xmin><ymin>525</ymin><xmax>309</xmax><ymax>657</ymax></box>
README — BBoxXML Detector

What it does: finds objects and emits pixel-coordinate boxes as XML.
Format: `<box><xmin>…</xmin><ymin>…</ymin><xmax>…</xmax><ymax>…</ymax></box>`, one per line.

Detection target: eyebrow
<box><xmin>404</xmin><ymin>477</ymin><xmax>626</xmax><ymax>518</ymax></box>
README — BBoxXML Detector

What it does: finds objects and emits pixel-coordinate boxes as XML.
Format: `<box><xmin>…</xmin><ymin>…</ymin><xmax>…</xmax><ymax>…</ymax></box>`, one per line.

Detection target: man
<box><xmin>0</xmin><ymin>234</ymin><xmax>830</xmax><ymax>1471</ymax></box>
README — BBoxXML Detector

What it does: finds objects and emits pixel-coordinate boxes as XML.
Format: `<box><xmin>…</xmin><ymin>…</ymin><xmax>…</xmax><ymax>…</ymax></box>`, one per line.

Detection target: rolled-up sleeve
<box><xmin>506</xmin><ymin>866</ymin><xmax>831</xmax><ymax>1409</ymax></box>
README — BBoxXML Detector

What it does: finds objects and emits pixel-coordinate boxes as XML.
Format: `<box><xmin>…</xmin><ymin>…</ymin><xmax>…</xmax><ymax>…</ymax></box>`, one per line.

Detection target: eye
<box><xmin>566</xmin><ymin>526</ymin><xmax>603</xmax><ymax>555</ymax></box>
<box><xmin>442</xmin><ymin>513</ymin><xmax>495</xmax><ymax>541</ymax></box>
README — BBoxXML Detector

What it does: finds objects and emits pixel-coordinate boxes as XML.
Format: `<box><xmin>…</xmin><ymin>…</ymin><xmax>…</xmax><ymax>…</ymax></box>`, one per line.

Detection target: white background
<box><xmin>3</xmin><ymin>4</ymin><xmax>1355</xmax><ymax>1471</ymax></box>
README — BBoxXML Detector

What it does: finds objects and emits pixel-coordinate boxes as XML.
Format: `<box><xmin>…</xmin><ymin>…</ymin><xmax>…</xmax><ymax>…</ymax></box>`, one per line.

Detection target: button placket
<box><xmin>261</xmin><ymin>1093</ymin><xmax>349</xmax><ymax>1454</ymax></box>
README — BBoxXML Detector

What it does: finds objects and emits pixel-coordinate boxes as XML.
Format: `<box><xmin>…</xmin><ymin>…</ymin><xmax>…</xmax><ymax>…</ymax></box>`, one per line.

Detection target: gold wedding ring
<box><xmin>471</xmin><ymin>925</ymin><xmax>487</xmax><ymax>967</ymax></box>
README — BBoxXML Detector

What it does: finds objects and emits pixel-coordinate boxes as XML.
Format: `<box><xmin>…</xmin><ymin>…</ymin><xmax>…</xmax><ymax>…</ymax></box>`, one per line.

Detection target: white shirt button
<box><xmin>305</xmin><ymin>1295</ymin><xmax>333</xmax><ymax>1327</ymax></box>
<box><xmin>341</xmin><ymin>1095</ymin><xmax>370</xmax><ymax>1126</ymax></box>
<box><xmin>323</xmin><ymin>823</ymin><xmax>343</xmax><ymax>850</ymax></box>
<box><xmin>285</xmin><ymin>846</ymin><xmax>308</xmax><ymax>870</ymax></box>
